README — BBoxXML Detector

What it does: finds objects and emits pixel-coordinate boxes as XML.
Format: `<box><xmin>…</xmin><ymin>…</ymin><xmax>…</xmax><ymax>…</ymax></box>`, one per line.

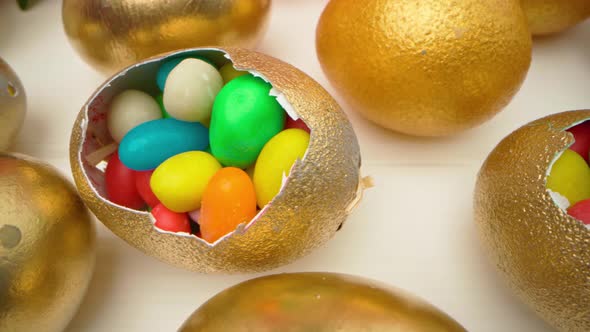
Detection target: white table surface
<box><xmin>2</xmin><ymin>1</ymin><xmax>589</xmax><ymax>331</ymax></box>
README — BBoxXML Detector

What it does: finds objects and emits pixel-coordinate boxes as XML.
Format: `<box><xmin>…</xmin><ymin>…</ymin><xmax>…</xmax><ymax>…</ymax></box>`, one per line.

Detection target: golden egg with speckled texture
<box><xmin>70</xmin><ymin>47</ymin><xmax>365</xmax><ymax>274</ymax></box>
<box><xmin>474</xmin><ymin>110</ymin><xmax>590</xmax><ymax>332</ymax></box>
<box><xmin>179</xmin><ymin>272</ymin><xmax>467</xmax><ymax>332</ymax></box>
<box><xmin>521</xmin><ymin>0</ymin><xmax>590</xmax><ymax>36</ymax></box>
<box><xmin>316</xmin><ymin>0</ymin><xmax>532</xmax><ymax>137</ymax></box>
<box><xmin>62</xmin><ymin>0</ymin><xmax>272</xmax><ymax>75</ymax></box>
<box><xmin>0</xmin><ymin>153</ymin><xmax>96</xmax><ymax>332</ymax></box>
<box><xmin>0</xmin><ymin>58</ymin><xmax>26</xmax><ymax>151</ymax></box>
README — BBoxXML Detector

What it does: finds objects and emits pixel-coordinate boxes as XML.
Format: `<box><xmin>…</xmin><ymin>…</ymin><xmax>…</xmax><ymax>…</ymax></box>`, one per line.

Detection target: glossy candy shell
<box><xmin>474</xmin><ymin>110</ymin><xmax>590</xmax><ymax>331</ymax></box>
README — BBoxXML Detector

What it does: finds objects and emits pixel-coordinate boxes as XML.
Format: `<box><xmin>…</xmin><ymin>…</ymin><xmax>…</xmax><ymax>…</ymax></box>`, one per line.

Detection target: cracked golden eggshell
<box><xmin>474</xmin><ymin>110</ymin><xmax>590</xmax><ymax>331</ymax></box>
<box><xmin>62</xmin><ymin>0</ymin><xmax>272</xmax><ymax>75</ymax></box>
<box><xmin>316</xmin><ymin>0</ymin><xmax>532</xmax><ymax>137</ymax></box>
<box><xmin>179</xmin><ymin>272</ymin><xmax>467</xmax><ymax>332</ymax></box>
<box><xmin>0</xmin><ymin>58</ymin><xmax>26</xmax><ymax>151</ymax></box>
<box><xmin>69</xmin><ymin>47</ymin><xmax>363</xmax><ymax>274</ymax></box>
<box><xmin>0</xmin><ymin>153</ymin><xmax>96</xmax><ymax>332</ymax></box>
<box><xmin>521</xmin><ymin>0</ymin><xmax>590</xmax><ymax>36</ymax></box>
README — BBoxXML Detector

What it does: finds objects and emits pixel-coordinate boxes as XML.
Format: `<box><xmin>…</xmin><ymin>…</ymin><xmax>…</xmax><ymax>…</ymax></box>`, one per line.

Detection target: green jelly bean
<box><xmin>210</xmin><ymin>74</ymin><xmax>286</xmax><ymax>168</ymax></box>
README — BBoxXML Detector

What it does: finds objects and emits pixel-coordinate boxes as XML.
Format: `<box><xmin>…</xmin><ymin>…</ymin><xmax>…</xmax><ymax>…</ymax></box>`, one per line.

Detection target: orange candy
<box><xmin>199</xmin><ymin>167</ymin><xmax>257</xmax><ymax>243</ymax></box>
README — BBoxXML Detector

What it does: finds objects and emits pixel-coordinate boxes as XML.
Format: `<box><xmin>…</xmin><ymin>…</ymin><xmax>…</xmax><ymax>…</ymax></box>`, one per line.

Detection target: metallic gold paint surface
<box><xmin>0</xmin><ymin>58</ymin><xmax>26</xmax><ymax>151</ymax></box>
<box><xmin>474</xmin><ymin>110</ymin><xmax>590</xmax><ymax>332</ymax></box>
<box><xmin>316</xmin><ymin>0</ymin><xmax>532</xmax><ymax>137</ymax></box>
<box><xmin>70</xmin><ymin>47</ymin><xmax>362</xmax><ymax>274</ymax></box>
<box><xmin>522</xmin><ymin>0</ymin><xmax>590</xmax><ymax>35</ymax></box>
<box><xmin>0</xmin><ymin>154</ymin><xmax>96</xmax><ymax>332</ymax></box>
<box><xmin>62</xmin><ymin>0</ymin><xmax>272</xmax><ymax>75</ymax></box>
<box><xmin>179</xmin><ymin>272</ymin><xmax>467</xmax><ymax>332</ymax></box>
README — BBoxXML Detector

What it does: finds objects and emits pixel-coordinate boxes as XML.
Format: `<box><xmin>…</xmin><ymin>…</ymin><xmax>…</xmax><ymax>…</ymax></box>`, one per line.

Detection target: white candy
<box><xmin>107</xmin><ymin>90</ymin><xmax>162</xmax><ymax>142</ymax></box>
<box><xmin>163</xmin><ymin>58</ymin><xmax>223</xmax><ymax>123</ymax></box>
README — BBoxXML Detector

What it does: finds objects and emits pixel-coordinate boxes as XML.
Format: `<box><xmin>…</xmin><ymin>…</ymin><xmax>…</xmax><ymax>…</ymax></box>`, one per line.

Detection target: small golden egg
<box><xmin>179</xmin><ymin>272</ymin><xmax>467</xmax><ymax>332</ymax></box>
<box><xmin>62</xmin><ymin>0</ymin><xmax>272</xmax><ymax>75</ymax></box>
<box><xmin>0</xmin><ymin>153</ymin><xmax>96</xmax><ymax>332</ymax></box>
<box><xmin>316</xmin><ymin>0</ymin><xmax>532</xmax><ymax>137</ymax></box>
<box><xmin>0</xmin><ymin>58</ymin><xmax>26</xmax><ymax>151</ymax></box>
<box><xmin>69</xmin><ymin>47</ymin><xmax>365</xmax><ymax>273</ymax></box>
<box><xmin>474</xmin><ymin>110</ymin><xmax>590</xmax><ymax>331</ymax></box>
<box><xmin>521</xmin><ymin>0</ymin><xmax>590</xmax><ymax>36</ymax></box>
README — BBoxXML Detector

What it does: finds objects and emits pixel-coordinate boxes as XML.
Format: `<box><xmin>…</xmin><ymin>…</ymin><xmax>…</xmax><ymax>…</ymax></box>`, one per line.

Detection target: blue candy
<box><xmin>119</xmin><ymin>118</ymin><xmax>209</xmax><ymax>171</ymax></box>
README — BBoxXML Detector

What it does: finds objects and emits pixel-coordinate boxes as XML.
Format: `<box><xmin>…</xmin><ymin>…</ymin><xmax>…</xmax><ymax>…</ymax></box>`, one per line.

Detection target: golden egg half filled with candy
<box><xmin>316</xmin><ymin>0</ymin><xmax>532</xmax><ymax>137</ymax></box>
<box><xmin>179</xmin><ymin>272</ymin><xmax>467</xmax><ymax>332</ymax></box>
<box><xmin>62</xmin><ymin>0</ymin><xmax>272</xmax><ymax>75</ymax></box>
<box><xmin>0</xmin><ymin>153</ymin><xmax>96</xmax><ymax>332</ymax></box>
<box><xmin>0</xmin><ymin>58</ymin><xmax>26</xmax><ymax>151</ymax></box>
<box><xmin>521</xmin><ymin>0</ymin><xmax>590</xmax><ymax>36</ymax></box>
<box><xmin>474</xmin><ymin>110</ymin><xmax>590</xmax><ymax>331</ymax></box>
<box><xmin>69</xmin><ymin>47</ymin><xmax>365</xmax><ymax>274</ymax></box>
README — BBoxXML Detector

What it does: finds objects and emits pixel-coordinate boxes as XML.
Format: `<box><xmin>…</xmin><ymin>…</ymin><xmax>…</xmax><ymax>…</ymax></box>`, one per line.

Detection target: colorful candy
<box><xmin>163</xmin><ymin>58</ymin><xmax>223</xmax><ymax>123</ymax></box>
<box><xmin>200</xmin><ymin>167</ymin><xmax>257</xmax><ymax>243</ymax></box>
<box><xmin>105</xmin><ymin>151</ymin><xmax>144</xmax><ymax>210</ymax></box>
<box><xmin>155</xmin><ymin>94</ymin><xmax>172</xmax><ymax>118</ymax></box>
<box><xmin>219</xmin><ymin>63</ymin><xmax>247</xmax><ymax>83</ymax></box>
<box><xmin>567</xmin><ymin>199</ymin><xmax>590</xmax><ymax>225</ymax></box>
<box><xmin>150</xmin><ymin>151</ymin><xmax>221</xmax><ymax>212</ymax></box>
<box><xmin>107</xmin><ymin>90</ymin><xmax>162</xmax><ymax>142</ymax></box>
<box><xmin>156</xmin><ymin>56</ymin><xmax>216</xmax><ymax>91</ymax></box>
<box><xmin>546</xmin><ymin>149</ymin><xmax>590</xmax><ymax>206</ymax></box>
<box><xmin>135</xmin><ymin>170</ymin><xmax>160</xmax><ymax>208</ymax></box>
<box><xmin>253</xmin><ymin>129</ymin><xmax>310</xmax><ymax>208</ymax></box>
<box><xmin>152</xmin><ymin>203</ymin><xmax>191</xmax><ymax>233</ymax></box>
<box><xmin>118</xmin><ymin>118</ymin><xmax>209</xmax><ymax>171</ymax></box>
<box><xmin>285</xmin><ymin>117</ymin><xmax>310</xmax><ymax>133</ymax></box>
<box><xmin>567</xmin><ymin>121</ymin><xmax>590</xmax><ymax>162</ymax></box>
<box><xmin>209</xmin><ymin>74</ymin><xmax>286</xmax><ymax>168</ymax></box>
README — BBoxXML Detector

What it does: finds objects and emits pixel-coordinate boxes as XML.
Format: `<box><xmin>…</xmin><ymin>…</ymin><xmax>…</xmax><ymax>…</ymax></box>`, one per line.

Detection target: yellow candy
<box><xmin>151</xmin><ymin>151</ymin><xmax>221</xmax><ymax>212</ymax></box>
<box><xmin>219</xmin><ymin>63</ymin><xmax>248</xmax><ymax>83</ymax></box>
<box><xmin>253</xmin><ymin>129</ymin><xmax>310</xmax><ymax>208</ymax></box>
<box><xmin>547</xmin><ymin>149</ymin><xmax>590</xmax><ymax>206</ymax></box>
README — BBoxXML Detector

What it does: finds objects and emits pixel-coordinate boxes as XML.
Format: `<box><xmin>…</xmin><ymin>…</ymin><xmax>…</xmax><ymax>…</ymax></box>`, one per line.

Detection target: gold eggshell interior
<box><xmin>521</xmin><ymin>0</ymin><xmax>590</xmax><ymax>36</ymax></box>
<box><xmin>62</xmin><ymin>0</ymin><xmax>272</xmax><ymax>75</ymax></box>
<box><xmin>70</xmin><ymin>47</ymin><xmax>362</xmax><ymax>274</ymax></box>
<box><xmin>179</xmin><ymin>272</ymin><xmax>467</xmax><ymax>332</ymax></box>
<box><xmin>0</xmin><ymin>153</ymin><xmax>96</xmax><ymax>332</ymax></box>
<box><xmin>0</xmin><ymin>58</ymin><xmax>26</xmax><ymax>151</ymax></box>
<box><xmin>474</xmin><ymin>110</ymin><xmax>590</xmax><ymax>331</ymax></box>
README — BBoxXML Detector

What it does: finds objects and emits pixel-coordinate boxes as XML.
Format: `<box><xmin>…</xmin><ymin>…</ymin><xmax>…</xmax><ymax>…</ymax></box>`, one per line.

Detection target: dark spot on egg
<box><xmin>0</xmin><ymin>225</ymin><xmax>22</xmax><ymax>249</ymax></box>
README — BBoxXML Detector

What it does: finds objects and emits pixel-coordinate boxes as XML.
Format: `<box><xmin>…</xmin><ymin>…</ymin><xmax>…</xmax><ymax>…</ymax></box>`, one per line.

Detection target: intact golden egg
<box><xmin>474</xmin><ymin>110</ymin><xmax>590</xmax><ymax>331</ymax></box>
<box><xmin>0</xmin><ymin>58</ymin><xmax>26</xmax><ymax>151</ymax></box>
<box><xmin>62</xmin><ymin>0</ymin><xmax>272</xmax><ymax>75</ymax></box>
<box><xmin>0</xmin><ymin>153</ymin><xmax>96</xmax><ymax>332</ymax></box>
<box><xmin>521</xmin><ymin>0</ymin><xmax>590</xmax><ymax>36</ymax></box>
<box><xmin>179</xmin><ymin>272</ymin><xmax>467</xmax><ymax>332</ymax></box>
<box><xmin>316</xmin><ymin>0</ymin><xmax>532</xmax><ymax>137</ymax></box>
<box><xmin>69</xmin><ymin>47</ymin><xmax>365</xmax><ymax>274</ymax></box>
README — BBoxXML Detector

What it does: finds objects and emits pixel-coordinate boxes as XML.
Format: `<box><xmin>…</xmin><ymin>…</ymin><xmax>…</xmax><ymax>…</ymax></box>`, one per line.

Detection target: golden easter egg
<box><xmin>474</xmin><ymin>110</ymin><xmax>590</xmax><ymax>331</ymax></box>
<box><xmin>62</xmin><ymin>0</ymin><xmax>272</xmax><ymax>75</ymax></box>
<box><xmin>179</xmin><ymin>272</ymin><xmax>467</xmax><ymax>332</ymax></box>
<box><xmin>0</xmin><ymin>58</ymin><xmax>26</xmax><ymax>151</ymax></box>
<box><xmin>521</xmin><ymin>0</ymin><xmax>590</xmax><ymax>36</ymax></box>
<box><xmin>0</xmin><ymin>153</ymin><xmax>96</xmax><ymax>332</ymax></box>
<box><xmin>69</xmin><ymin>47</ymin><xmax>365</xmax><ymax>274</ymax></box>
<box><xmin>316</xmin><ymin>0</ymin><xmax>532</xmax><ymax>137</ymax></box>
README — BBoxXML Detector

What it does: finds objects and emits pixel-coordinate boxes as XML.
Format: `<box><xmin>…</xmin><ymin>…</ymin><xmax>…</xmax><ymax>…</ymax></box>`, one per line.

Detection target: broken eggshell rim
<box><xmin>74</xmin><ymin>47</ymin><xmax>363</xmax><ymax>247</ymax></box>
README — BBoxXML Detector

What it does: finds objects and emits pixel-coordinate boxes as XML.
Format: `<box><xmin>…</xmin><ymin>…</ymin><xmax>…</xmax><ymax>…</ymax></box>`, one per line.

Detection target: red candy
<box><xmin>105</xmin><ymin>151</ymin><xmax>144</xmax><ymax>209</ymax></box>
<box><xmin>285</xmin><ymin>117</ymin><xmax>310</xmax><ymax>133</ymax></box>
<box><xmin>135</xmin><ymin>170</ymin><xmax>160</xmax><ymax>208</ymax></box>
<box><xmin>152</xmin><ymin>203</ymin><xmax>191</xmax><ymax>233</ymax></box>
<box><xmin>567</xmin><ymin>121</ymin><xmax>590</xmax><ymax>162</ymax></box>
<box><xmin>567</xmin><ymin>198</ymin><xmax>590</xmax><ymax>225</ymax></box>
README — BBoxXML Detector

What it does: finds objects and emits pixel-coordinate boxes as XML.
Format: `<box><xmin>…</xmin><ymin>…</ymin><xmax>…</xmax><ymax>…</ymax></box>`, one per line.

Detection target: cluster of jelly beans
<box><xmin>104</xmin><ymin>56</ymin><xmax>311</xmax><ymax>243</ymax></box>
<box><xmin>547</xmin><ymin>121</ymin><xmax>590</xmax><ymax>228</ymax></box>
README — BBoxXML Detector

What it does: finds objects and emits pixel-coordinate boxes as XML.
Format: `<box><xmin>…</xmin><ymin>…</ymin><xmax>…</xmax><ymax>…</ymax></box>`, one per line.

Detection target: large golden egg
<box><xmin>474</xmin><ymin>110</ymin><xmax>590</xmax><ymax>331</ymax></box>
<box><xmin>69</xmin><ymin>47</ymin><xmax>364</xmax><ymax>274</ymax></box>
<box><xmin>0</xmin><ymin>153</ymin><xmax>96</xmax><ymax>332</ymax></box>
<box><xmin>62</xmin><ymin>0</ymin><xmax>272</xmax><ymax>75</ymax></box>
<box><xmin>521</xmin><ymin>0</ymin><xmax>590</xmax><ymax>36</ymax></box>
<box><xmin>316</xmin><ymin>0</ymin><xmax>532</xmax><ymax>137</ymax></box>
<box><xmin>0</xmin><ymin>58</ymin><xmax>26</xmax><ymax>151</ymax></box>
<box><xmin>179</xmin><ymin>272</ymin><xmax>467</xmax><ymax>331</ymax></box>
